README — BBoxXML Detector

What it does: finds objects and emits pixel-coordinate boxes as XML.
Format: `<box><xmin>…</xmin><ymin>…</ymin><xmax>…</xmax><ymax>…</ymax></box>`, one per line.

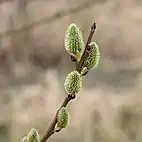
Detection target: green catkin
<box><xmin>64</xmin><ymin>70</ymin><xmax>82</xmax><ymax>95</ymax></box>
<box><xmin>57</xmin><ymin>107</ymin><xmax>69</xmax><ymax>129</ymax></box>
<box><xmin>64</xmin><ymin>23</ymin><xmax>85</xmax><ymax>61</ymax></box>
<box><xmin>83</xmin><ymin>42</ymin><xmax>100</xmax><ymax>70</ymax></box>
<box><xmin>27</xmin><ymin>128</ymin><xmax>40</xmax><ymax>142</ymax></box>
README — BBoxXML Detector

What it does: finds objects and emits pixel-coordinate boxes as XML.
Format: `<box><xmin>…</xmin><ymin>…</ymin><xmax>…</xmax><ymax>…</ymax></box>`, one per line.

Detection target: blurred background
<box><xmin>0</xmin><ymin>0</ymin><xmax>142</xmax><ymax>142</ymax></box>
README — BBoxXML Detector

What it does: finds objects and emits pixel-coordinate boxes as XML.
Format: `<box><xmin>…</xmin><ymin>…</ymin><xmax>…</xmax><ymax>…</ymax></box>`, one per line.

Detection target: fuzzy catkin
<box><xmin>64</xmin><ymin>23</ymin><xmax>85</xmax><ymax>61</ymax></box>
<box><xmin>57</xmin><ymin>107</ymin><xmax>69</xmax><ymax>129</ymax></box>
<box><xmin>27</xmin><ymin>128</ymin><xmax>40</xmax><ymax>142</ymax></box>
<box><xmin>64</xmin><ymin>70</ymin><xmax>82</xmax><ymax>95</ymax></box>
<box><xmin>83</xmin><ymin>42</ymin><xmax>100</xmax><ymax>70</ymax></box>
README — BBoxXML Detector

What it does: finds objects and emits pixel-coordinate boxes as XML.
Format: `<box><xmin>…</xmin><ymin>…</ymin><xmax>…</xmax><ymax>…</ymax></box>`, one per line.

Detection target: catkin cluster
<box><xmin>64</xmin><ymin>23</ymin><xmax>100</xmax><ymax>96</ymax></box>
<box><xmin>61</xmin><ymin>23</ymin><xmax>100</xmax><ymax>130</ymax></box>
<box><xmin>20</xmin><ymin>23</ymin><xmax>100</xmax><ymax>142</ymax></box>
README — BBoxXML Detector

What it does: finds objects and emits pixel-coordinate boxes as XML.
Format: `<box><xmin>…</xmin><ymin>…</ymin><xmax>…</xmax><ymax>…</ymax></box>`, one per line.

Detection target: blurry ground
<box><xmin>0</xmin><ymin>0</ymin><xmax>142</xmax><ymax>142</ymax></box>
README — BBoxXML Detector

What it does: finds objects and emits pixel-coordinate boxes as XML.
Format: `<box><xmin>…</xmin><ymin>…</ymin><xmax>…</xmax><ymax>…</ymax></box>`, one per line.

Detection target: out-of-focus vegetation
<box><xmin>0</xmin><ymin>0</ymin><xmax>142</xmax><ymax>142</ymax></box>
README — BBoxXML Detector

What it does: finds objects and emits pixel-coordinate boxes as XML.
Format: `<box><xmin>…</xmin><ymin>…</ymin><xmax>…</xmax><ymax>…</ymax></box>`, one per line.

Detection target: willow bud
<box><xmin>57</xmin><ymin>107</ymin><xmax>69</xmax><ymax>129</ymax></box>
<box><xmin>20</xmin><ymin>137</ymin><xmax>28</xmax><ymax>142</ymax></box>
<box><xmin>83</xmin><ymin>42</ymin><xmax>100</xmax><ymax>70</ymax></box>
<box><xmin>27</xmin><ymin>128</ymin><xmax>40</xmax><ymax>142</ymax></box>
<box><xmin>81</xmin><ymin>67</ymin><xmax>89</xmax><ymax>76</ymax></box>
<box><xmin>64</xmin><ymin>71</ymin><xmax>82</xmax><ymax>95</ymax></box>
<box><xmin>65</xmin><ymin>23</ymin><xmax>85</xmax><ymax>61</ymax></box>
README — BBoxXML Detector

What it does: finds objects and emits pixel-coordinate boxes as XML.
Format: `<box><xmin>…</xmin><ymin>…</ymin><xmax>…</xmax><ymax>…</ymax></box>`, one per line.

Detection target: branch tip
<box><xmin>91</xmin><ymin>22</ymin><xmax>96</xmax><ymax>31</ymax></box>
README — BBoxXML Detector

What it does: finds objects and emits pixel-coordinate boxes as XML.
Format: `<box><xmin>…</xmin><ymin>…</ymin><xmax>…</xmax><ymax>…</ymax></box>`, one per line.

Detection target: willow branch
<box><xmin>40</xmin><ymin>23</ymin><xmax>96</xmax><ymax>142</ymax></box>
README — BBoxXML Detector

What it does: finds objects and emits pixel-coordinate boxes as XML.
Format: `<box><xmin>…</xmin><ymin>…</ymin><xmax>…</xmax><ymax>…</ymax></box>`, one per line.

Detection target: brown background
<box><xmin>0</xmin><ymin>0</ymin><xmax>142</xmax><ymax>142</ymax></box>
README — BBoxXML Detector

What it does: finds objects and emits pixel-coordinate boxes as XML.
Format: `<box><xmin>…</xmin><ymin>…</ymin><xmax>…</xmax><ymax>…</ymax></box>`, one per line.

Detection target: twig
<box><xmin>40</xmin><ymin>23</ymin><xmax>96</xmax><ymax>142</ymax></box>
<box><xmin>76</xmin><ymin>23</ymin><xmax>96</xmax><ymax>73</ymax></box>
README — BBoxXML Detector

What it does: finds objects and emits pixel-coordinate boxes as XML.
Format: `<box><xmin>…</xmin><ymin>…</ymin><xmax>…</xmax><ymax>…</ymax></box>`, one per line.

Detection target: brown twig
<box><xmin>40</xmin><ymin>23</ymin><xmax>96</xmax><ymax>142</ymax></box>
<box><xmin>76</xmin><ymin>23</ymin><xmax>96</xmax><ymax>73</ymax></box>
